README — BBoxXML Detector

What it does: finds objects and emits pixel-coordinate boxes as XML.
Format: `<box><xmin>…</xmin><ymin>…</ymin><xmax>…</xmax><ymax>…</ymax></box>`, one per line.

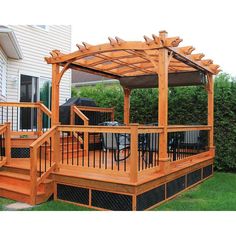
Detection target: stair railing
<box><xmin>29</xmin><ymin>125</ymin><xmax>58</xmax><ymax>205</ymax></box>
<box><xmin>0</xmin><ymin>122</ymin><xmax>11</xmax><ymax>166</ymax></box>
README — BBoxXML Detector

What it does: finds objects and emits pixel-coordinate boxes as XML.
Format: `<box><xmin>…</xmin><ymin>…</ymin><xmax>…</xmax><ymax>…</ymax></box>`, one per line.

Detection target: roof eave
<box><xmin>0</xmin><ymin>26</ymin><xmax>23</xmax><ymax>60</ymax></box>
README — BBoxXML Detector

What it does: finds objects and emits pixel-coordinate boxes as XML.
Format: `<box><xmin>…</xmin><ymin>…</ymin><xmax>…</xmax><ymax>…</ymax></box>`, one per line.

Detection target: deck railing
<box><xmin>167</xmin><ymin>126</ymin><xmax>210</xmax><ymax>163</ymax></box>
<box><xmin>0</xmin><ymin>102</ymin><xmax>52</xmax><ymax>136</ymax></box>
<box><xmin>55</xmin><ymin>124</ymin><xmax>163</xmax><ymax>182</ymax></box>
<box><xmin>0</xmin><ymin>122</ymin><xmax>11</xmax><ymax>165</ymax></box>
<box><xmin>58</xmin><ymin>125</ymin><xmax>131</xmax><ymax>174</ymax></box>
<box><xmin>29</xmin><ymin>126</ymin><xmax>57</xmax><ymax>204</ymax></box>
<box><xmin>71</xmin><ymin>105</ymin><xmax>115</xmax><ymax>125</ymax></box>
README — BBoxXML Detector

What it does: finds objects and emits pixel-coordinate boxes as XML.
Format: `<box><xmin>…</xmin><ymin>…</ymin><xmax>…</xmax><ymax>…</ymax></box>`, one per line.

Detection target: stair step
<box><xmin>0</xmin><ymin>182</ymin><xmax>44</xmax><ymax>196</ymax></box>
<box><xmin>0</xmin><ymin>171</ymin><xmax>30</xmax><ymax>181</ymax></box>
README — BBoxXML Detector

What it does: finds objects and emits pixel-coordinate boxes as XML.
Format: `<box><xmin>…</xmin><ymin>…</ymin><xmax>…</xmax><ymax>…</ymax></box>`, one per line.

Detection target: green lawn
<box><xmin>0</xmin><ymin>172</ymin><xmax>235</xmax><ymax>211</ymax></box>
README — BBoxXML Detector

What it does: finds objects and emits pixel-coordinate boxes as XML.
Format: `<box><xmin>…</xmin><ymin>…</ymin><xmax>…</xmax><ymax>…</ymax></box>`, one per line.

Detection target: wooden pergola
<box><xmin>45</xmin><ymin>30</ymin><xmax>220</xmax><ymax>169</ymax></box>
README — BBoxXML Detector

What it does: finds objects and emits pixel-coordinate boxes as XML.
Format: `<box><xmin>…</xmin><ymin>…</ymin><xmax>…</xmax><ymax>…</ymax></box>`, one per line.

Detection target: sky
<box><xmin>1</xmin><ymin>0</ymin><xmax>235</xmax><ymax>76</ymax></box>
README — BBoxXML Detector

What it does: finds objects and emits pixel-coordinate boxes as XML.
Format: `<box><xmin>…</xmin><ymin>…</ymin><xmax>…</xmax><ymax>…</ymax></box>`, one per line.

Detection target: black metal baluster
<box><xmin>124</xmin><ymin>133</ymin><xmax>126</xmax><ymax>172</ymax></box>
<box><xmin>67</xmin><ymin>133</ymin><xmax>69</xmax><ymax>164</ymax></box>
<box><xmin>82</xmin><ymin>133</ymin><xmax>85</xmax><ymax>166</ymax></box>
<box><xmin>93</xmin><ymin>133</ymin><xmax>96</xmax><ymax>168</ymax></box>
<box><xmin>62</xmin><ymin>131</ymin><xmax>64</xmax><ymax>164</ymax></box>
<box><xmin>117</xmin><ymin>133</ymin><xmax>119</xmax><ymax>171</ymax></box>
<box><xmin>88</xmin><ymin>133</ymin><xmax>90</xmax><ymax>167</ymax></box>
<box><xmin>39</xmin><ymin>146</ymin><xmax>42</xmax><ymax>176</ymax></box>
<box><xmin>105</xmin><ymin>133</ymin><xmax>107</xmax><ymax>169</ymax></box>
<box><xmin>111</xmin><ymin>132</ymin><xmax>114</xmax><ymax>170</ymax></box>
<box><xmin>44</xmin><ymin>142</ymin><xmax>47</xmax><ymax>172</ymax></box>
<box><xmin>99</xmin><ymin>133</ymin><xmax>102</xmax><ymax>168</ymax></box>
<box><xmin>11</xmin><ymin>107</ymin><xmax>13</xmax><ymax>130</ymax></box>
<box><xmin>72</xmin><ymin>133</ymin><xmax>74</xmax><ymax>165</ymax></box>
<box><xmin>77</xmin><ymin>132</ymin><xmax>79</xmax><ymax>166</ymax></box>
<box><xmin>50</xmin><ymin>137</ymin><xmax>52</xmax><ymax>167</ymax></box>
<box><xmin>17</xmin><ymin>107</ymin><xmax>19</xmax><ymax>131</ymax></box>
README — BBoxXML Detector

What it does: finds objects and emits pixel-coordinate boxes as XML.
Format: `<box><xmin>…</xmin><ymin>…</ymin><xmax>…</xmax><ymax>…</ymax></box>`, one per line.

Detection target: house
<box><xmin>0</xmin><ymin>25</ymin><xmax>71</xmax><ymax>129</ymax></box>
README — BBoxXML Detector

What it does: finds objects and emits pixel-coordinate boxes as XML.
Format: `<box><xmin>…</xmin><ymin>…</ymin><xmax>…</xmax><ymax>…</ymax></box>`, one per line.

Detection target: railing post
<box><xmin>53</xmin><ymin>124</ymin><xmax>60</xmax><ymax>172</ymax></box>
<box><xmin>130</xmin><ymin>123</ymin><xmax>138</xmax><ymax>183</ymax></box>
<box><xmin>30</xmin><ymin>146</ymin><xmax>37</xmax><ymax>205</ymax></box>
<box><xmin>5</xmin><ymin>122</ymin><xmax>11</xmax><ymax>164</ymax></box>
<box><xmin>37</xmin><ymin>102</ymin><xmax>43</xmax><ymax>136</ymax></box>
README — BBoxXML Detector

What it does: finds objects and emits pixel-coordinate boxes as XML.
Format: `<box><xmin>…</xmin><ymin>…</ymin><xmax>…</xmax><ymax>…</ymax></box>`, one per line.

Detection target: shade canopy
<box><xmin>119</xmin><ymin>71</ymin><xmax>206</xmax><ymax>89</ymax></box>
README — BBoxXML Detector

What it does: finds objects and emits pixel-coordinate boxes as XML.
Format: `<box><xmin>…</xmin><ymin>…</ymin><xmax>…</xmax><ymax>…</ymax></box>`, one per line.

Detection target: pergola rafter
<box><xmin>45</xmin><ymin>30</ymin><xmax>220</xmax><ymax>128</ymax></box>
<box><xmin>45</xmin><ymin>31</ymin><xmax>220</xmax><ymax>76</ymax></box>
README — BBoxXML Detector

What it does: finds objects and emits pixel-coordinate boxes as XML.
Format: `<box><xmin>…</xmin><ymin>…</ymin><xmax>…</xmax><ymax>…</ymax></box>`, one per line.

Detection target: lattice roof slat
<box><xmin>45</xmin><ymin>31</ymin><xmax>220</xmax><ymax>77</ymax></box>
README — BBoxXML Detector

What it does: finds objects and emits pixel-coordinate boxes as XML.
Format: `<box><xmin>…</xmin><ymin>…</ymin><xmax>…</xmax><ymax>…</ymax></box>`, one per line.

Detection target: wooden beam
<box><xmin>5</xmin><ymin>122</ymin><xmax>11</xmax><ymax>163</ymax></box>
<box><xmin>123</xmin><ymin>88</ymin><xmax>131</xmax><ymax>125</ymax></box>
<box><xmin>130</xmin><ymin>124</ymin><xmax>138</xmax><ymax>183</ymax></box>
<box><xmin>207</xmin><ymin>74</ymin><xmax>214</xmax><ymax>148</ymax></box>
<box><xmin>51</xmin><ymin>64</ymin><xmax>60</xmax><ymax>126</ymax></box>
<box><xmin>158</xmin><ymin>30</ymin><xmax>169</xmax><ymax>171</ymax></box>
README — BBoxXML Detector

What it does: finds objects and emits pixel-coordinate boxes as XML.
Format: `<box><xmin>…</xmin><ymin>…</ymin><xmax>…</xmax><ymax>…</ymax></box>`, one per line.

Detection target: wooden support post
<box><xmin>5</xmin><ymin>122</ymin><xmax>11</xmax><ymax>163</ymax></box>
<box><xmin>123</xmin><ymin>88</ymin><xmax>131</xmax><ymax>125</ymax></box>
<box><xmin>158</xmin><ymin>31</ymin><xmax>169</xmax><ymax>172</ymax></box>
<box><xmin>30</xmin><ymin>146</ymin><xmax>37</xmax><ymax>205</ymax></box>
<box><xmin>37</xmin><ymin>102</ymin><xmax>43</xmax><ymax>136</ymax></box>
<box><xmin>130</xmin><ymin>123</ymin><xmax>138</xmax><ymax>183</ymax></box>
<box><xmin>207</xmin><ymin>73</ymin><xmax>214</xmax><ymax>155</ymax></box>
<box><xmin>51</xmin><ymin>64</ymin><xmax>60</xmax><ymax>126</ymax></box>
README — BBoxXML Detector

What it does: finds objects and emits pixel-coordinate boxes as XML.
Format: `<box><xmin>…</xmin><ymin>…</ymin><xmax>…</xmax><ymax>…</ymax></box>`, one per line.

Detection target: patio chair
<box><xmin>100</xmin><ymin>121</ymin><xmax>130</xmax><ymax>162</ymax></box>
<box><xmin>139</xmin><ymin>123</ymin><xmax>159</xmax><ymax>165</ymax></box>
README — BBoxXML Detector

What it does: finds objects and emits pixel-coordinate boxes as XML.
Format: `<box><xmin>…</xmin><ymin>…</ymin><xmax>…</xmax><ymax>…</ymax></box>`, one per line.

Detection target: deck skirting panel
<box><xmin>55</xmin><ymin>162</ymin><xmax>214</xmax><ymax>211</ymax></box>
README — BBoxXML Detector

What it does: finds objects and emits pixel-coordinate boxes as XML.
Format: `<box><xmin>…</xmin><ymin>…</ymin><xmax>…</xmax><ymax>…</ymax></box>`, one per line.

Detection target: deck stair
<box><xmin>0</xmin><ymin>160</ymin><xmax>53</xmax><ymax>205</ymax></box>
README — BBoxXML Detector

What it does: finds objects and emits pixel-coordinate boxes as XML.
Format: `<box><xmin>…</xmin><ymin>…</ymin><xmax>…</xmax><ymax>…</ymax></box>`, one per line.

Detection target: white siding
<box><xmin>0</xmin><ymin>47</ymin><xmax>8</xmax><ymax>102</ymax></box>
<box><xmin>7</xmin><ymin>25</ymin><xmax>71</xmax><ymax>104</ymax></box>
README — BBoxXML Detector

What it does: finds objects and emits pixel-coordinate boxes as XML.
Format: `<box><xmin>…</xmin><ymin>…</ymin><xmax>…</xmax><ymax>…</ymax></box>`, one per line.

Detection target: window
<box><xmin>0</xmin><ymin>58</ymin><xmax>7</xmax><ymax>97</ymax></box>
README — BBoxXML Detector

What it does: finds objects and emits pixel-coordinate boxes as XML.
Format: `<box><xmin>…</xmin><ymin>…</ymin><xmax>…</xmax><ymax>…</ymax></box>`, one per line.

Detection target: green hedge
<box><xmin>76</xmin><ymin>73</ymin><xmax>236</xmax><ymax>172</ymax></box>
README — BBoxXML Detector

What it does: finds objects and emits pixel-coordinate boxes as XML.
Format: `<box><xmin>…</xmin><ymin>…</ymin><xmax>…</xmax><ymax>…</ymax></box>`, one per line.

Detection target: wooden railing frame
<box><xmin>29</xmin><ymin>125</ymin><xmax>57</xmax><ymax>205</ymax></box>
<box><xmin>0</xmin><ymin>101</ymin><xmax>52</xmax><ymax>137</ymax></box>
<box><xmin>0</xmin><ymin>122</ymin><xmax>11</xmax><ymax>165</ymax></box>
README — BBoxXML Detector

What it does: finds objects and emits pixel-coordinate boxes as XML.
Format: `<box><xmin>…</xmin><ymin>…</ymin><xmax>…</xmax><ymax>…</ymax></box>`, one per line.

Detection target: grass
<box><xmin>0</xmin><ymin>172</ymin><xmax>235</xmax><ymax>211</ymax></box>
<box><xmin>154</xmin><ymin>172</ymin><xmax>236</xmax><ymax>211</ymax></box>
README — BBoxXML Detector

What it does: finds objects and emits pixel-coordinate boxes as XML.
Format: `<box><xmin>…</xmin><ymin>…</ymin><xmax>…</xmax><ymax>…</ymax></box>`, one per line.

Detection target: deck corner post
<box><xmin>30</xmin><ymin>146</ymin><xmax>37</xmax><ymax>205</ymax></box>
<box><xmin>207</xmin><ymin>73</ymin><xmax>214</xmax><ymax>152</ymax></box>
<box><xmin>158</xmin><ymin>31</ymin><xmax>170</xmax><ymax>172</ymax></box>
<box><xmin>51</xmin><ymin>64</ymin><xmax>60</xmax><ymax>126</ymax></box>
<box><xmin>130</xmin><ymin>123</ymin><xmax>139</xmax><ymax>183</ymax></box>
<box><xmin>5</xmin><ymin>122</ymin><xmax>11</xmax><ymax>163</ymax></box>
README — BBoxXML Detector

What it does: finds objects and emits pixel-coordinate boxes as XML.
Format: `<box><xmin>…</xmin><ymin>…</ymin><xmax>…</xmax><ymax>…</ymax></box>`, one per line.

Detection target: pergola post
<box><xmin>207</xmin><ymin>74</ymin><xmax>214</xmax><ymax>154</ymax></box>
<box><xmin>123</xmin><ymin>87</ymin><xmax>131</xmax><ymax>125</ymax></box>
<box><xmin>51</xmin><ymin>64</ymin><xmax>60</xmax><ymax>126</ymax></box>
<box><xmin>158</xmin><ymin>31</ymin><xmax>169</xmax><ymax>172</ymax></box>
